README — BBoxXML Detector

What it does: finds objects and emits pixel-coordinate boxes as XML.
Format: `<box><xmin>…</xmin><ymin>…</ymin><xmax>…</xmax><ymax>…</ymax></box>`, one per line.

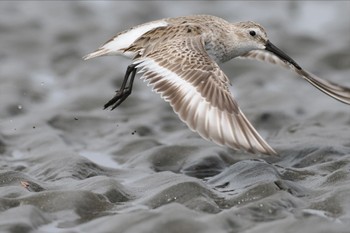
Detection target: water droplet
<box><xmin>18</xmin><ymin>105</ymin><xmax>22</xmax><ymax>110</ymax></box>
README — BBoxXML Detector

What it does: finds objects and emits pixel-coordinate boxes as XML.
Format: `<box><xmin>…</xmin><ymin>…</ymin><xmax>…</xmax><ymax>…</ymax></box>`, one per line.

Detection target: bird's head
<box><xmin>233</xmin><ymin>21</ymin><xmax>301</xmax><ymax>69</ymax></box>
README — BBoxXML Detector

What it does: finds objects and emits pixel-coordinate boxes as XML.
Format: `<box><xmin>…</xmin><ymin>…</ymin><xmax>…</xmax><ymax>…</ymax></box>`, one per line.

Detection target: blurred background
<box><xmin>0</xmin><ymin>2</ymin><xmax>350</xmax><ymax>233</ymax></box>
<box><xmin>1</xmin><ymin>1</ymin><xmax>349</xmax><ymax>120</ymax></box>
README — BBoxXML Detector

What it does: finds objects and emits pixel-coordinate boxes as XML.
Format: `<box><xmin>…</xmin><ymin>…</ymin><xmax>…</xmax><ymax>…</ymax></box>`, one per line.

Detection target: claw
<box><xmin>104</xmin><ymin>64</ymin><xmax>137</xmax><ymax>110</ymax></box>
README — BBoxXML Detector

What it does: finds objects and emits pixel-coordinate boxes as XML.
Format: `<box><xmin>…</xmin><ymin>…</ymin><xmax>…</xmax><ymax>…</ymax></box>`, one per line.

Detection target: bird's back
<box><xmin>84</xmin><ymin>15</ymin><xmax>232</xmax><ymax>61</ymax></box>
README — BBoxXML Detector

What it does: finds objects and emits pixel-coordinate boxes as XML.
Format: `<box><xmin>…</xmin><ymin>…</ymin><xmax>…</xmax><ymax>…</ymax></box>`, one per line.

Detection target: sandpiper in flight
<box><xmin>84</xmin><ymin>15</ymin><xmax>350</xmax><ymax>155</ymax></box>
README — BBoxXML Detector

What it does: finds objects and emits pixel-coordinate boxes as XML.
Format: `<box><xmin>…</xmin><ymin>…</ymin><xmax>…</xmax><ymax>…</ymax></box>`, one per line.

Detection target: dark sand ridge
<box><xmin>0</xmin><ymin>2</ymin><xmax>350</xmax><ymax>233</ymax></box>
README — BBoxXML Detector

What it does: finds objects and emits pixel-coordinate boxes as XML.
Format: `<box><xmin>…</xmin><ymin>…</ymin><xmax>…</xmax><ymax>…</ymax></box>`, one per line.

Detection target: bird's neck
<box><xmin>203</xmin><ymin>26</ymin><xmax>247</xmax><ymax>64</ymax></box>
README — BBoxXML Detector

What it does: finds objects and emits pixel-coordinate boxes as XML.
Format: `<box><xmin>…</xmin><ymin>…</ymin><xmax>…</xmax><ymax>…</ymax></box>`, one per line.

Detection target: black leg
<box><xmin>104</xmin><ymin>64</ymin><xmax>137</xmax><ymax>110</ymax></box>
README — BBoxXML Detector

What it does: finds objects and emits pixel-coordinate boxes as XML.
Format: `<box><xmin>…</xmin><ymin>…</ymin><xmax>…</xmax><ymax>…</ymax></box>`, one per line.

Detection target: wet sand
<box><xmin>1</xmin><ymin>1</ymin><xmax>350</xmax><ymax>233</ymax></box>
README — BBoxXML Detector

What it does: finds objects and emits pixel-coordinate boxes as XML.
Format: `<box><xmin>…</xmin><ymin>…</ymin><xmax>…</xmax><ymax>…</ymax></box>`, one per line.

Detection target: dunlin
<box><xmin>84</xmin><ymin>15</ymin><xmax>350</xmax><ymax>155</ymax></box>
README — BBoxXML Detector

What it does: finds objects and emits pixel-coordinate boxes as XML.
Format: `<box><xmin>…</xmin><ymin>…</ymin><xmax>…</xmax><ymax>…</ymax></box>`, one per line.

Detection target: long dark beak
<box><xmin>265</xmin><ymin>40</ymin><xmax>301</xmax><ymax>70</ymax></box>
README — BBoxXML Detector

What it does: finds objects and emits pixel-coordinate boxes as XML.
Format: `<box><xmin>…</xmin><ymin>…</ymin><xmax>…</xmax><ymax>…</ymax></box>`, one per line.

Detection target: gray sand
<box><xmin>1</xmin><ymin>1</ymin><xmax>350</xmax><ymax>233</ymax></box>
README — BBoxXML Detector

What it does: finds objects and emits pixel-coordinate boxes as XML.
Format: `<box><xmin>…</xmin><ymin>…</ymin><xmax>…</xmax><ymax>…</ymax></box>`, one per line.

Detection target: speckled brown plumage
<box><xmin>84</xmin><ymin>14</ymin><xmax>350</xmax><ymax>155</ymax></box>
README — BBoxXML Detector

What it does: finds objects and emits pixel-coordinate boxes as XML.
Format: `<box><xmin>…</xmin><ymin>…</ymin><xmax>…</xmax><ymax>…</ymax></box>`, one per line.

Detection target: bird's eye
<box><xmin>249</xmin><ymin>30</ymin><xmax>256</xmax><ymax>36</ymax></box>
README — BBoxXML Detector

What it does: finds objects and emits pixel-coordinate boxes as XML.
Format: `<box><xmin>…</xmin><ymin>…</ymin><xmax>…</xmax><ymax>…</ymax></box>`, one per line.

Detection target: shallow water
<box><xmin>1</xmin><ymin>1</ymin><xmax>350</xmax><ymax>233</ymax></box>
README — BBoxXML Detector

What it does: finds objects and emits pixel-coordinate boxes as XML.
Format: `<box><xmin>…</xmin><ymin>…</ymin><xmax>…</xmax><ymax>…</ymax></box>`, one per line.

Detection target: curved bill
<box><xmin>265</xmin><ymin>40</ymin><xmax>301</xmax><ymax>70</ymax></box>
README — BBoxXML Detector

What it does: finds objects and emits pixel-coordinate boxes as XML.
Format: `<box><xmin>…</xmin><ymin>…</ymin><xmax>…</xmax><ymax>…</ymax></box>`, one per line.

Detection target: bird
<box><xmin>83</xmin><ymin>15</ymin><xmax>350</xmax><ymax>156</ymax></box>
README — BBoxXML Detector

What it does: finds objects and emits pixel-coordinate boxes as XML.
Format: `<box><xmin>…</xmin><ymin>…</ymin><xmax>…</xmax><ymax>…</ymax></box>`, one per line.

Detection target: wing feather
<box><xmin>131</xmin><ymin>32</ymin><xmax>276</xmax><ymax>155</ymax></box>
<box><xmin>241</xmin><ymin>50</ymin><xmax>350</xmax><ymax>105</ymax></box>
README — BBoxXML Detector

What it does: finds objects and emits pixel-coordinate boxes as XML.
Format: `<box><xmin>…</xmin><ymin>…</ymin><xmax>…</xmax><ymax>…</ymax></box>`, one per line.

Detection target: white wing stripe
<box><xmin>137</xmin><ymin>58</ymin><xmax>199</xmax><ymax>97</ymax></box>
<box><xmin>135</xmin><ymin>57</ymin><xmax>276</xmax><ymax>155</ymax></box>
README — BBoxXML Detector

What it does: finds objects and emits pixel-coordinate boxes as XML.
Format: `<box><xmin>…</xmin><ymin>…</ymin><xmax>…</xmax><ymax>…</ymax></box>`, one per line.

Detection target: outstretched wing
<box><xmin>129</xmin><ymin>27</ymin><xmax>276</xmax><ymax>155</ymax></box>
<box><xmin>241</xmin><ymin>50</ymin><xmax>350</xmax><ymax>105</ymax></box>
